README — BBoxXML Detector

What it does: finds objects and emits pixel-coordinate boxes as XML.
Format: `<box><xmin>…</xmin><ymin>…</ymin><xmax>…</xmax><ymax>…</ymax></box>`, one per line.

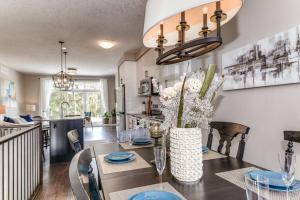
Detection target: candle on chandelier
<box><xmin>203</xmin><ymin>7</ymin><xmax>208</xmax><ymax>27</ymax></box>
<box><xmin>160</xmin><ymin>23</ymin><xmax>164</xmax><ymax>36</ymax></box>
<box><xmin>216</xmin><ymin>1</ymin><xmax>221</xmax><ymax>10</ymax></box>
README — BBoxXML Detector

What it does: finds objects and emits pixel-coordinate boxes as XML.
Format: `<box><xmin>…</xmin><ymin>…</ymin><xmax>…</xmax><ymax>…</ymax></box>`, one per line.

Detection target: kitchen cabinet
<box><xmin>136</xmin><ymin>50</ymin><xmax>160</xmax><ymax>89</ymax></box>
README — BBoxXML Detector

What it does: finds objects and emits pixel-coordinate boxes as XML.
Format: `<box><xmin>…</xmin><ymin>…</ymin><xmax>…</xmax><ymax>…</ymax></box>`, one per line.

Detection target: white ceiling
<box><xmin>0</xmin><ymin>0</ymin><xmax>147</xmax><ymax>76</ymax></box>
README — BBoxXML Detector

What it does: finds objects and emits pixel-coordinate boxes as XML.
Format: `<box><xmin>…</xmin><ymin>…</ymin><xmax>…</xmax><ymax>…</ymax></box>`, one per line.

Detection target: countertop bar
<box><xmin>49</xmin><ymin>118</ymin><xmax>84</xmax><ymax>164</ymax></box>
<box><xmin>42</xmin><ymin>116</ymin><xmax>84</xmax><ymax>122</ymax></box>
<box><xmin>127</xmin><ymin>113</ymin><xmax>164</xmax><ymax>123</ymax></box>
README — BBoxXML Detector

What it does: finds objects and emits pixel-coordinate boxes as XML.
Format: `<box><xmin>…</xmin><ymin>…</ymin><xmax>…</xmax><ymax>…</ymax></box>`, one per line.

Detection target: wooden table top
<box><xmin>93</xmin><ymin>143</ymin><xmax>253</xmax><ymax>200</ymax></box>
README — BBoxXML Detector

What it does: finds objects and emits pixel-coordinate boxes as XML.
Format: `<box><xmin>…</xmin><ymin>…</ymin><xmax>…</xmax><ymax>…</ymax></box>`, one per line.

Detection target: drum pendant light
<box><xmin>143</xmin><ymin>0</ymin><xmax>244</xmax><ymax>65</ymax></box>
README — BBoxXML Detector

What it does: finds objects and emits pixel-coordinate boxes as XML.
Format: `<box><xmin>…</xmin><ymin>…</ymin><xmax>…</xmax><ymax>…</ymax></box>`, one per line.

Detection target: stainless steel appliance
<box><xmin>138</xmin><ymin>77</ymin><xmax>159</xmax><ymax>96</ymax></box>
<box><xmin>116</xmin><ymin>84</ymin><xmax>125</xmax><ymax>134</ymax></box>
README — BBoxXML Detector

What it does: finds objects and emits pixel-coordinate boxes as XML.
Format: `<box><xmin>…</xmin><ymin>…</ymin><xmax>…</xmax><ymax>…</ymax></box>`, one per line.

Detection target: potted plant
<box><xmin>156</xmin><ymin>64</ymin><xmax>223</xmax><ymax>183</ymax></box>
<box><xmin>102</xmin><ymin>112</ymin><xmax>110</xmax><ymax>124</ymax></box>
<box><xmin>110</xmin><ymin>108</ymin><xmax>116</xmax><ymax>124</ymax></box>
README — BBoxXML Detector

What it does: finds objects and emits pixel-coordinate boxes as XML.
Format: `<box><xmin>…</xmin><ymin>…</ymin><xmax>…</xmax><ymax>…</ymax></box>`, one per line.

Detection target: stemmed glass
<box><xmin>245</xmin><ymin>174</ymin><xmax>269</xmax><ymax>200</ymax></box>
<box><xmin>278</xmin><ymin>151</ymin><xmax>296</xmax><ymax>200</ymax></box>
<box><xmin>153</xmin><ymin>146</ymin><xmax>166</xmax><ymax>183</ymax></box>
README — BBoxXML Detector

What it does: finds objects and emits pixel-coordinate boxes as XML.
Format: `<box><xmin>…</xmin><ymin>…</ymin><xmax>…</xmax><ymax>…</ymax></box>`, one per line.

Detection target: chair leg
<box><xmin>207</xmin><ymin>128</ymin><xmax>213</xmax><ymax>149</ymax></box>
<box><xmin>42</xmin><ymin>149</ymin><xmax>45</xmax><ymax>161</ymax></box>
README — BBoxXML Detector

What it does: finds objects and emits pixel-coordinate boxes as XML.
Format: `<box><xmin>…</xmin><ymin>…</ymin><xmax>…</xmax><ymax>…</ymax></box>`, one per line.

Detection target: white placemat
<box><xmin>216</xmin><ymin>167</ymin><xmax>300</xmax><ymax>200</ymax></box>
<box><xmin>109</xmin><ymin>182</ymin><xmax>187</xmax><ymax>200</ymax></box>
<box><xmin>203</xmin><ymin>150</ymin><xmax>227</xmax><ymax>161</ymax></box>
<box><xmin>120</xmin><ymin>142</ymin><xmax>154</xmax><ymax>150</ymax></box>
<box><xmin>97</xmin><ymin>151</ymin><xmax>151</xmax><ymax>175</ymax></box>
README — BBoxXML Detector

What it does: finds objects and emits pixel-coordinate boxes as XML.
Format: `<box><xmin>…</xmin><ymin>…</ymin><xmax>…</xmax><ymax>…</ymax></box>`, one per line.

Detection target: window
<box><xmin>48</xmin><ymin>80</ymin><xmax>104</xmax><ymax>119</ymax></box>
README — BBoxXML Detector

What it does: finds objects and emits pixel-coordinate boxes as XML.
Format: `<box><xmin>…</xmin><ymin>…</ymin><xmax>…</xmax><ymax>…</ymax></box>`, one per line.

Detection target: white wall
<box><xmin>139</xmin><ymin>0</ymin><xmax>300</xmax><ymax>178</ymax></box>
<box><xmin>107</xmin><ymin>76</ymin><xmax>116</xmax><ymax>112</ymax></box>
<box><xmin>213</xmin><ymin>0</ymin><xmax>300</xmax><ymax>178</ymax></box>
<box><xmin>0</xmin><ymin>64</ymin><xmax>24</xmax><ymax>116</ymax></box>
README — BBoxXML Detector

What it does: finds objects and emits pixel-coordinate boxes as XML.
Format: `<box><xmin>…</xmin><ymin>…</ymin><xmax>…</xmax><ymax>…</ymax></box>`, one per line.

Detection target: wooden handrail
<box><xmin>0</xmin><ymin>124</ymin><xmax>41</xmax><ymax>144</ymax></box>
<box><xmin>1</xmin><ymin>122</ymin><xmax>43</xmax><ymax>200</ymax></box>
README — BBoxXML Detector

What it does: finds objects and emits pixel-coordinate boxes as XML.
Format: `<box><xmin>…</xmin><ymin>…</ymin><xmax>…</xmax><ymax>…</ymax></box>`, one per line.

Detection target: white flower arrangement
<box><xmin>153</xmin><ymin>64</ymin><xmax>223</xmax><ymax>131</ymax></box>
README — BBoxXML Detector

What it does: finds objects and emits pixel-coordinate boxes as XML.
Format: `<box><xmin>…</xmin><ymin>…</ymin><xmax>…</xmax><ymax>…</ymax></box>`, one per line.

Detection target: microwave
<box><xmin>138</xmin><ymin>77</ymin><xmax>159</xmax><ymax>96</ymax></box>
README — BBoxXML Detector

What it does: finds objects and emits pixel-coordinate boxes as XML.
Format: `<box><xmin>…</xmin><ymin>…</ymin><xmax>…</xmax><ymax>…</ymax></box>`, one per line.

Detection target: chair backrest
<box><xmin>69</xmin><ymin>148</ymin><xmax>101</xmax><ymax>200</ymax></box>
<box><xmin>84</xmin><ymin>112</ymin><xmax>92</xmax><ymax>117</ymax></box>
<box><xmin>283</xmin><ymin>131</ymin><xmax>300</xmax><ymax>153</ymax></box>
<box><xmin>207</xmin><ymin>121</ymin><xmax>250</xmax><ymax>160</ymax></box>
<box><xmin>67</xmin><ymin>129</ymin><xmax>82</xmax><ymax>153</ymax></box>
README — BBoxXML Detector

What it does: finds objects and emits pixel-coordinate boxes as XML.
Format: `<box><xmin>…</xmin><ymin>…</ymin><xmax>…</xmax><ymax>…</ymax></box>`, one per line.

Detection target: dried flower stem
<box><xmin>199</xmin><ymin>64</ymin><xmax>217</xmax><ymax>99</ymax></box>
<box><xmin>176</xmin><ymin>75</ymin><xmax>187</xmax><ymax>128</ymax></box>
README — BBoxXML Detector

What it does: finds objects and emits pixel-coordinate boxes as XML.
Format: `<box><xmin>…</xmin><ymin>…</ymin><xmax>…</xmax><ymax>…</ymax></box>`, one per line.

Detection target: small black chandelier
<box><xmin>52</xmin><ymin>41</ymin><xmax>73</xmax><ymax>90</ymax></box>
<box><xmin>143</xmin><ymin>0</ymin><xmax>243</xmax><ymax>65</ymax></box>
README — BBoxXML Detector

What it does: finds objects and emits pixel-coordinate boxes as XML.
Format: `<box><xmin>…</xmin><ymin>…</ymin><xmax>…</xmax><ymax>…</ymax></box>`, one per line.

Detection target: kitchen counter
<box><xmin>49</xmin><ymin>118</ymin><xmax>84</xmax><ymax>163</ymax></box>
<box><xmin>48</xmin><ymin>116</ymin><xmax>84</xmax><ymax>122</ymax></box>
<box><xmin>127</xmin><ymin>113</ymin><xmax>164</xmax><ymax>123</ymax></box>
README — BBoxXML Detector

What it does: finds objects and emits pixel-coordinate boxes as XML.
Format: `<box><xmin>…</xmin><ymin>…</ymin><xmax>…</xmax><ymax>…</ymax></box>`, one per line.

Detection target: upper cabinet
<box><xmin>136</xmin><ymin>50</ymin><xmax>160</xmax><ymax>88</ymax></box>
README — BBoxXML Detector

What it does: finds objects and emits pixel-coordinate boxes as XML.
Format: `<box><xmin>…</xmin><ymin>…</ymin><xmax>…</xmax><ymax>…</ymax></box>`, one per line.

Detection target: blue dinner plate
<box><xmin>128</xmin><ymin>190</ymin><xmax>182</xmax><ymax>200</ymax></box>
<box><xmin>201</xmin><ymin>146</ymin><xmax>209</xmax><ymax>153</ymax></box>
<box><xmin>104</xmin><ymin>155</ymin><xmax>136</xmax><ymax>164</ymax></box>
<box><xmin>106</xmin><ymin>152</ymin><xmax>135</xmax><ymax>161</ymax></box>
<box><xmin>246</xmin><ymin>170</ymin><xmax>300</xmax><ymax>192</ymax></box>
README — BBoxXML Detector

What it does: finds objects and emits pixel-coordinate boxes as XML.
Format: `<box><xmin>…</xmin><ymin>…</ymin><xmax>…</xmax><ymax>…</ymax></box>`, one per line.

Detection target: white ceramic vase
<box><xmin>170</xmin><ymin>128</ymin><xmax>203</xmax><ymax>182</ymax></box>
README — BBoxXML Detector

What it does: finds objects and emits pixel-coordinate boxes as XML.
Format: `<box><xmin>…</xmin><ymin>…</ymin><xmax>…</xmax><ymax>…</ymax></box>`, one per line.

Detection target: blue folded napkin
<box><xmin>133</xmin><ymin>137</ymin><xmax>152</xmax><ymax>144</ymax></box>
<box><xmin>201</xmin><ymin>146</ymin><xmax>209</xmax><ymax>153</ymax></box>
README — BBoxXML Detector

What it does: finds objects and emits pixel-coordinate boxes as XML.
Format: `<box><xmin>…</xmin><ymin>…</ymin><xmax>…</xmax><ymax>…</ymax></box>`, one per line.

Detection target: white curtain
<box><xmin>99</xmin><ymin>79</ymin><xmax>109</xmax><ymax>114</ymax></box>
<box><xmin>39</xmin><ymin>78</ymin><xmax>54</xmax><ymax>117</ymax></box>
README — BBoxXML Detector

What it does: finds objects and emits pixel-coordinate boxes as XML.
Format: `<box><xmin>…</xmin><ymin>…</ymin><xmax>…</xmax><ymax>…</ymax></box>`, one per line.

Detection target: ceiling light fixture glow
<box><xmin>98</xmin><ymin>40</ymin><xmax>115</xmax><ymax>49</ymax></box>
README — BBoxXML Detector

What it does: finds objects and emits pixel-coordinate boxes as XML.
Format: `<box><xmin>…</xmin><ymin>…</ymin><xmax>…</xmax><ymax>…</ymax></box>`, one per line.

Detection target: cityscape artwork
<box><xmin>222</xmin><ymin>25</ymin><xmax>300</xmax><ymax>90</ymax></box>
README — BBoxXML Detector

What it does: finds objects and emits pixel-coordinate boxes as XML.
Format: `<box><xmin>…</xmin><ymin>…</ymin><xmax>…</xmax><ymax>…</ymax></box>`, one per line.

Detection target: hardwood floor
<box><xmin>84</xmin><ymin>126</ymin><xmax>117</xmax><ymax>141</ymax></box>
<box><xmin>34</xmin><ymin>127</ymin><xmax>116</xmax><ymax>200</ymax></box>
<box><xmin>34</xmin><ymin>158</ymin><xmax>74</xmax><ymax>200</ymax></box>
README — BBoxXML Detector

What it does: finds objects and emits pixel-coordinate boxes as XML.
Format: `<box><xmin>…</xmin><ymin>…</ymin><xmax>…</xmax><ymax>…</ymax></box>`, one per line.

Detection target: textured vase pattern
<box><xmin>170</xmin><ymin>128</ymin><xmax>203</xmax><ymax>182</ymax></box>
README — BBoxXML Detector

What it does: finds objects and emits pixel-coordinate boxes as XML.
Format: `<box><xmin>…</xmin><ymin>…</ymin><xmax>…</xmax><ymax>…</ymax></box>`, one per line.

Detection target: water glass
<box><xmin>118</xmin><ymin>130</ymin><xmax>127</xmax><ymax>143</ymax></box>
<box><xmin>245</xmin><ymin>174</ymin><xmax>269</xmax><ymax>200</ymax></box>
<box><xmin>128</xmin><ymin>129</ymin><xmax>134</xmax><ymax>145</ymax></box>
<box><xmin>278</xmin><ymin>151</ymin><xmax>296</xmax><ymax>200</ymax></box>
<box><xmin>153</xmin><ymin>146</ymin><xmax>166</xmax><ymax>181</ymax></box>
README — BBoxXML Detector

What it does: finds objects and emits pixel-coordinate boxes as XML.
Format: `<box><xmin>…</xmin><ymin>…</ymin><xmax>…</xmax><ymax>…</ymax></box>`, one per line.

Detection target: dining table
<box><xmin>92</xmin><ymin>142</ymin><xmax>258</xmax><ymax>200</ymax></box>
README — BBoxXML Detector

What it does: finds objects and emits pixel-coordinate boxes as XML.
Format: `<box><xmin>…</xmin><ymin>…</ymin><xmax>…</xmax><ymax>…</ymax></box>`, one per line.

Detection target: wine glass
<box><xmin>278</xmin><ymin>151</ymin><xmax>296</xmax><ymax>200</ymax></box>
<box><xmin>153</xmin><ymin>146</ymin><xmax>166</xmax><ymax>183</ymax></box>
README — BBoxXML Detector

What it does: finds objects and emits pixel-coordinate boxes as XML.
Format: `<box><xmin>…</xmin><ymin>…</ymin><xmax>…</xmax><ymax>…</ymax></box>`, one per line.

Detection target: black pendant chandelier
<box><xmin>143</xmin><ymin>0</ymin><xmax>243</xmax><ymax>65</ymax></box>
<box><xmin>52</xmin><ymin>41</ymin><xmax>73</xmax><ymax>90</ymax></box>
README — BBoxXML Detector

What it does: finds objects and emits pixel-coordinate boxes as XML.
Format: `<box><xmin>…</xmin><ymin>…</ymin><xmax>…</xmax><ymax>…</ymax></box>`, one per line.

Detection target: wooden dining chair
<box><xmin>69</xmin><ymin>148</ymin><xmax>102</xmax><ymax>200</ymax></box>
<box><xmin>67</xmin><ymin>129</ymin><xmax>82</xmax><ymax>153</ymax></box>
<box><xmin>207</xmin><ymin>121</ymin><xmax>250</xmax><ymax>161</ymax></box>
<box><xmin>84</xmin><ymin>112</ymin><xmax>93</xmax><ymax>128</ymax></box>
<box><xmin>283</xmin><ymin>131</ymin><xmax>300</xmax><ymax>154</ymax></box>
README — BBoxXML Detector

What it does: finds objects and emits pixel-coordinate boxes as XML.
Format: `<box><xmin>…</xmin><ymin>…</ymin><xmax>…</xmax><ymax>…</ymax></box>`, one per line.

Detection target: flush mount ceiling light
<box><xmin>143</xmin><ymin>0</ymin><xmax>243</xmax><ymax>65</ymax></box>
<box><xmin>98</xmin><ymin>40</ymin><xmax>115</xmax><ymax>49</ymax></box>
